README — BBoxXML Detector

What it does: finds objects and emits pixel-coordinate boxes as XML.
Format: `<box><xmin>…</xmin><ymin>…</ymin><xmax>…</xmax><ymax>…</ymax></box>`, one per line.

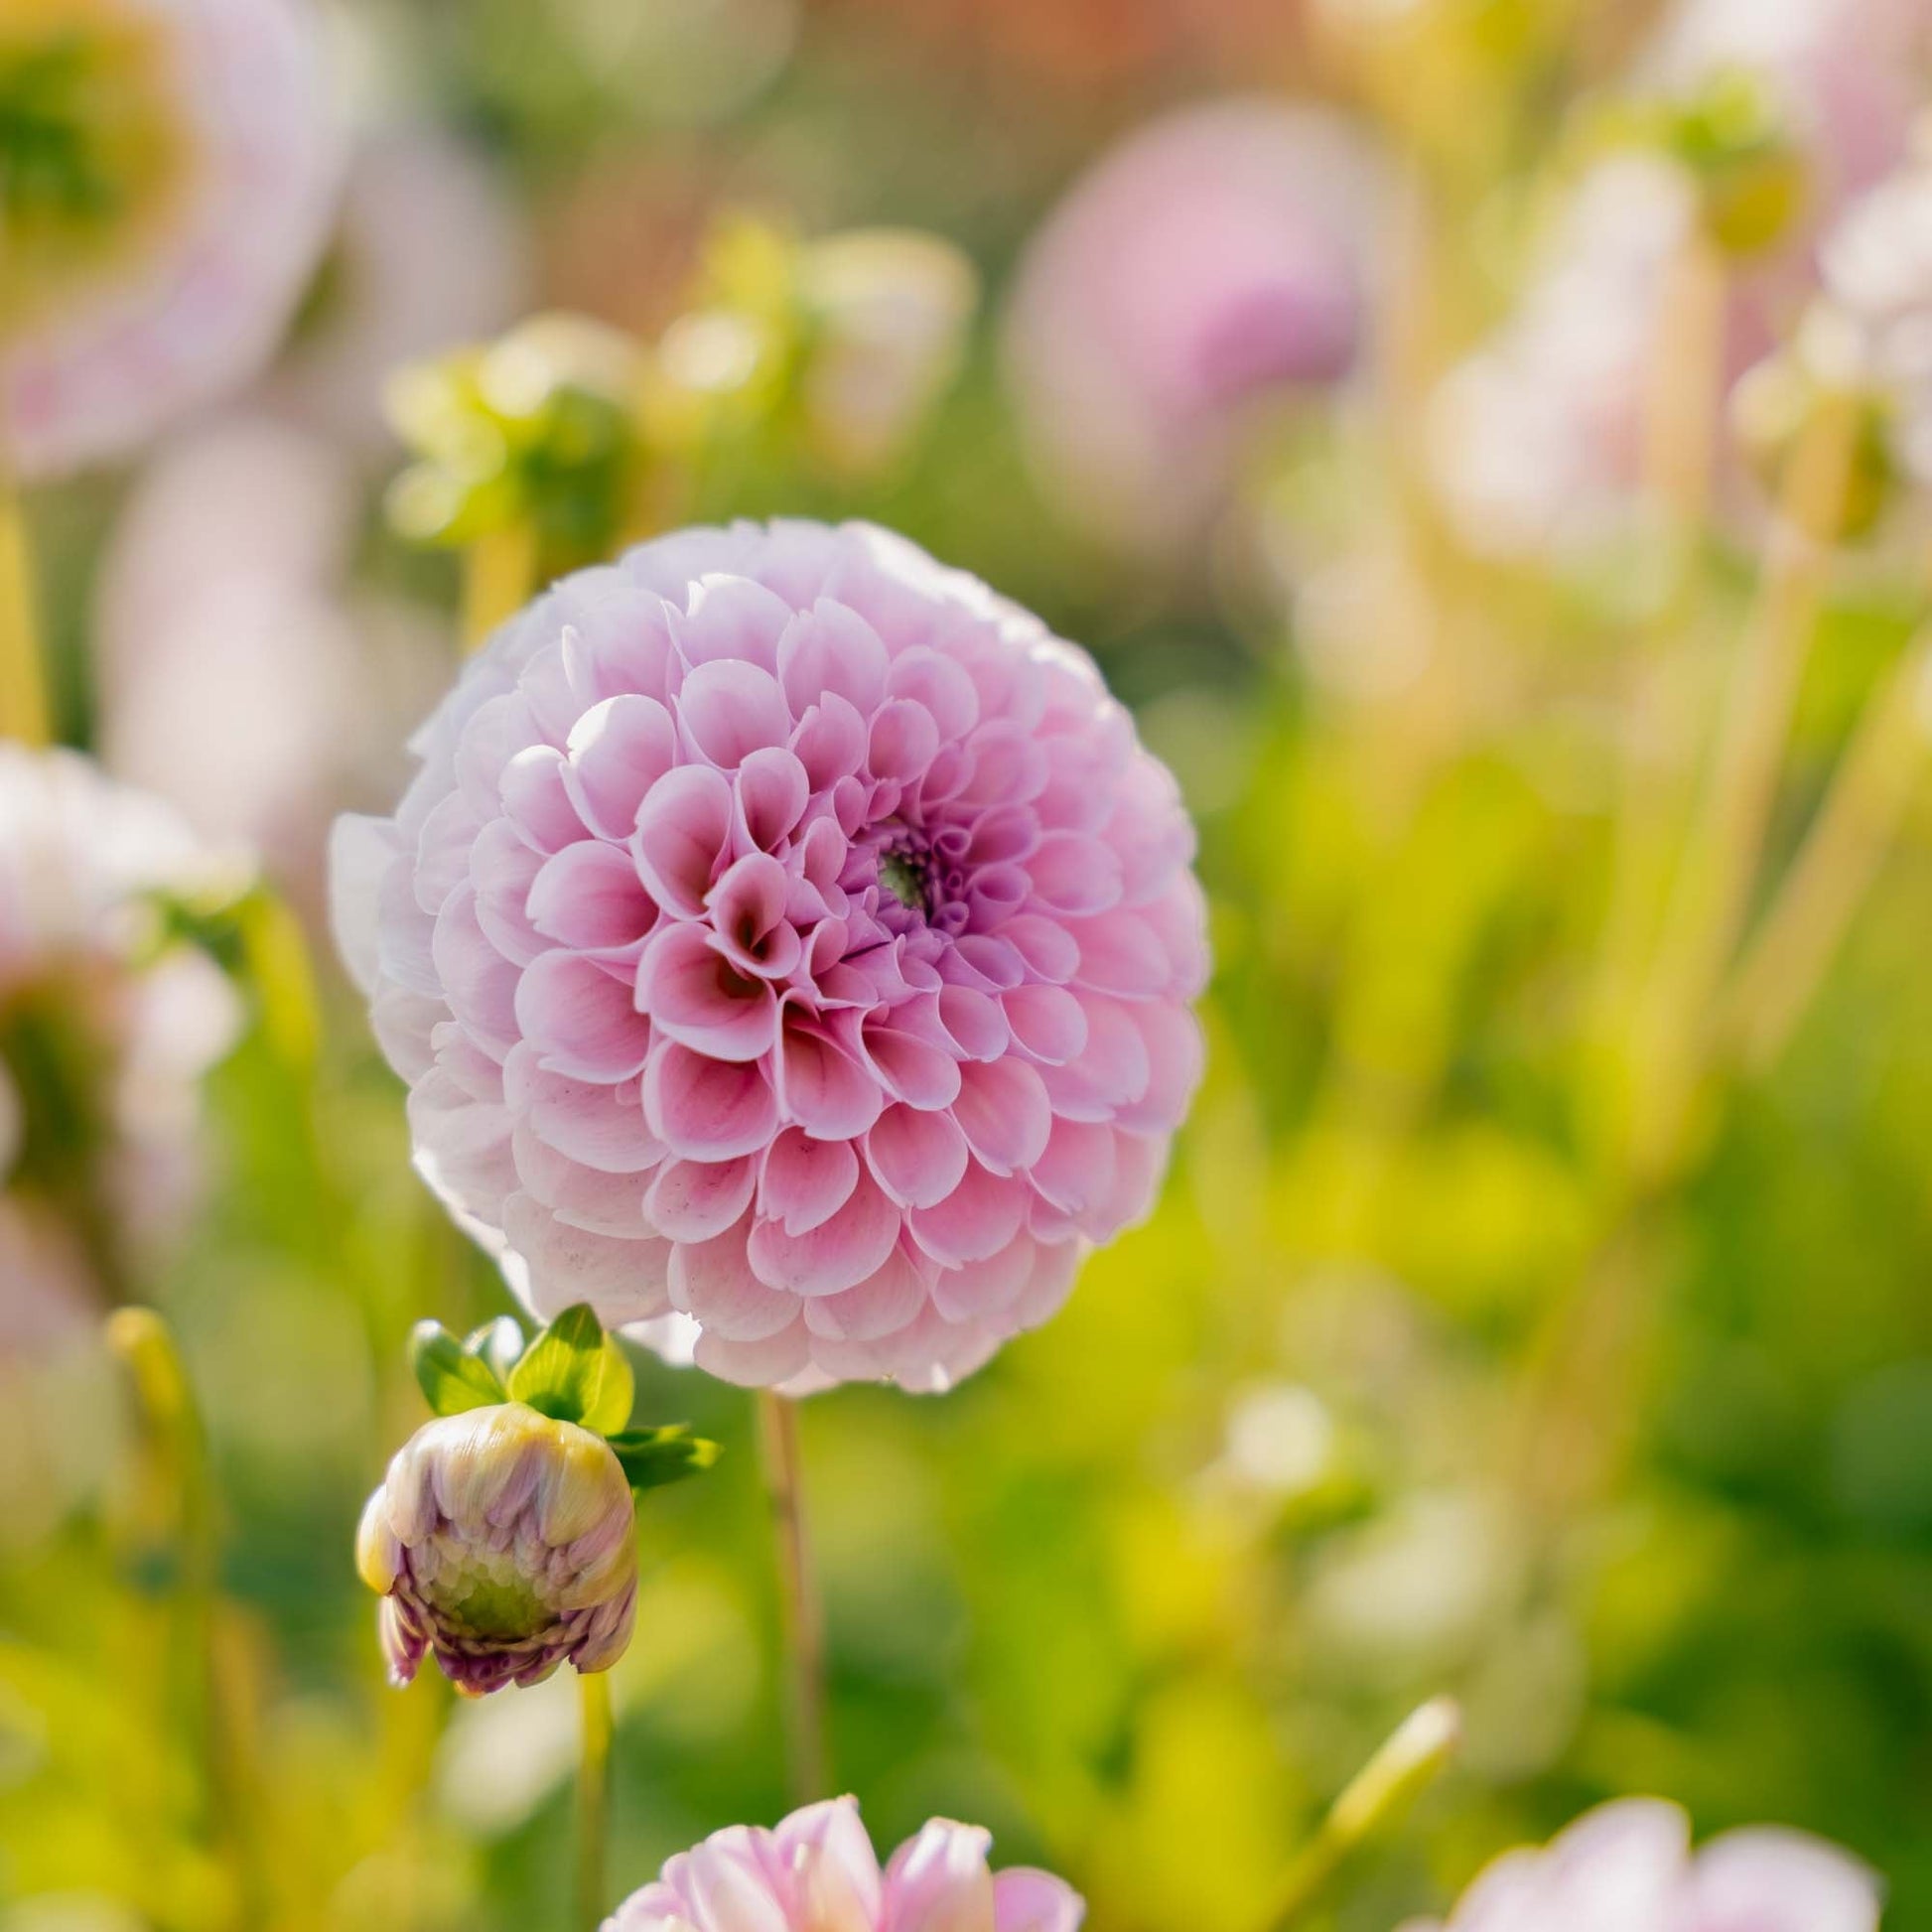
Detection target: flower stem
<box><xmin>463</xmin><ymin>523</ymin><xmax>539</xmax><ymax>651</ymax></box>
<box><xmin>105</xmin><ymin>1307</ymin><xmax>265</xmax><ymax>1926</ymax></box>
<box><xmin>0</xmin><ymin>469</ymin><xmax>52</xmax><ymax>745</ymax></box>
<box><xmin>756</xmin><ymin>1388</ymin><xmax>827</xmax><ymax>1804</ymax></box>
<box><xmin>1261</xmin><ymin>1698</ymin><xmax>1462</xmax><ymax>1932</ymax></box>
<box><xmin>1625</xmin><ymin>389</ymin><xmax>1857</xmax><ymax>1179</ymax></box>
<box><xmin>1722</xmin><ymin>621</ymin><xmax>1932</xmax><ymax>1069</ymax></box>
<box><xmin>577</xmin><ymin>1668</ymin><xmax>615</xmax><ymax>1932</ymax></box>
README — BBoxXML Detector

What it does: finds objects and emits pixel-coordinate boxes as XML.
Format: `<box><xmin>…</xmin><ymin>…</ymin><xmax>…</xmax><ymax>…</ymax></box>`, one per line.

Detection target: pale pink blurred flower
<box><xmin>269</xmin><ymin>126</ymin><xmax>531</xmax><ymax>457</ymax></box>
<box><xmin>94</xmin><ymin>411</ymin><xmax>442</xmax><ymax>880</ymax></box>
<box><xmin>0</xmin><ymin>749</ymin><xmax>240</xmax><ymax>1332</ymax></box>
<box><xmin>1402</xmin><ymin>1799</ymin><xmax>1882</xmax><ymax>1932</ymax></box>
<box><xmin>0</xmin><ymin>0</ymin><xmax>342</xmax><ymax>479</ymax></box>
<box><xmin>356</xmin><ymin>1402</ymin><xmax>637</xmax><ymax>1697</ymax></box>
<box><xmin>1004</xmin><ymin>98</ymin><xmax>1385</xmax><ymax>560</ymax></box>
<box><xmin>1430</xmin><ymin>0</ymin><xmax>1932</xmax><ymax>560</ymax></box>
<box><xmin>332</xmin><ymin>519</ymin><xmax>1207</xmax><ymax>1394</ymax></box>
<box><xmin>604</xmin><ymin>1797</ymin><xmax>1084</xmax><ymax>1932</ymax></box>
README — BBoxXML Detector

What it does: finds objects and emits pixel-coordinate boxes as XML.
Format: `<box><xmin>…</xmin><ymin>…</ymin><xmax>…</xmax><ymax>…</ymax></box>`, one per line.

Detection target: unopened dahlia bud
<box><xmin>355</xmin><ymin>1401</ymin><xmax>637</xmax><ymax>1696</ymax></box>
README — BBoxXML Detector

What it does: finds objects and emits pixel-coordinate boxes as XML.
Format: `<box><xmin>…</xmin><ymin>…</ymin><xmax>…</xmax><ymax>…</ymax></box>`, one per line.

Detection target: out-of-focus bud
<box><xmin>1661</xmin><ymin>69</ymin><xmax>1810</xmax><ymax>257</ymax></box>
<box><xmin>355</xmin><ymin>1401</ymin><xmax>638</xmax><ymax>1697</ymax></box>
<box><xmin>384</xmin><ymin>314</ymin><xmax>646</xmax><ymax>570</ymax></box>
<box><xmin>1731</xmin><ymin>310</ymin><xmax>1895</xmax><ymax>540</ymax></box>
<box><xmin>795</xmin><ymin>229</ymin><xmax>978</xmax><ymax>474</ymax></box>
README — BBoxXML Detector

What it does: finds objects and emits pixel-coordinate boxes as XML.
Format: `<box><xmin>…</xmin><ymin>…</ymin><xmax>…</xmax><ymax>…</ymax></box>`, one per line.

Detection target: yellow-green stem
<box><xmin>1722</xmin><ymin>622</ymin><xmax>1932</xmax><ymax>1069</ymax></box>
<box><xmin>105</xmin><ymin>1308</ymin><xmax>264</xmax><ymax>1927</ymax></box>
<box><xmin>1261</xmin><ymin>1698</ymin><xmax>1462</xmax><ymax>1932</ymax></box>
<box><xmin>757</xmin><ymin>1388</ymin><xmax>827</xmax><ymax>1804</ymax></box>
<box><xmin>577</xmin><ymin>1668</ymin><xmax>615</xmax><ymax>1932</ymax></box>
<box><xmin>463</xmin><ymin>523</ymin><xmax>539</xmax><ymax>651</ymax></box>
<box><xmin>1625</xmin><ymin>391</ymin><xmax>1857</xmax><ymax>1178</ymax></box>
<box><xmin>0</xmin><ymin>471</ymin><xmax>52</xmax><ymax>745</ymax></box>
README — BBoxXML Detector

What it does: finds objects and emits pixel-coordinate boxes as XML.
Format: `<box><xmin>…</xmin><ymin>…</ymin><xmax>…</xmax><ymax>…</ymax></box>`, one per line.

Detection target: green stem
<box><xmin>577</xmin><ymin>1668</ymin><xmax>615</xmax><ymax>1932</ymax></box>
<box><xmin>1261</xmin><ymin>1698</ymin><xmax>1461</xmax><ymax>1932</ymax></box>
<box><xmin>0</xmin><ymin>469</ymin><xmax>51</xmax><ymax>745</ymax></box>
<box><xmin>757</xmin><ymin>1388</ymin><xmax>827</xmax><ymax>1804</ymax></box>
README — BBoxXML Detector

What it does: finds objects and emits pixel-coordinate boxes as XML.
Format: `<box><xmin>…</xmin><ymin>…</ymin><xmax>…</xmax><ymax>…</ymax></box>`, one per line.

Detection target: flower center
<box><xmin>878</xmin><ymin>846</ymin><xmax>931</xmax><ymax>916</ymax></box>
<box><xmin>0</xmin><ymin>2</ymin><xmax>195</xmax><ymax>334</ymax></box>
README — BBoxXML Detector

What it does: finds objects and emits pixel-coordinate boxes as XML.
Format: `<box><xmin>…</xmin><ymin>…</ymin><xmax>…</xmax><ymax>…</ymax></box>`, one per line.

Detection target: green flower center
<box><xmin>0</xmin><ymin>2</ymin><xmax>194</xmax><ymax>336</ymax></box>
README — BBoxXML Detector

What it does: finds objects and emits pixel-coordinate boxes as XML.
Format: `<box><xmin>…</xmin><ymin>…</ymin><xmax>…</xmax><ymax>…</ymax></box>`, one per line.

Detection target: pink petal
<box><xmin>735</xmin><ymin>746</ymin><xmax>810</xmax><ymax>853</ymax></box>
<box><xmin>909</xmin><ymin>1163</ymin><xmax>1031</xmax><ymax>1267</ymax></box>
<box><xmin>992</xmin><ymin>1871</ymin><xmax>1084</xmax><ymax>1932</ymax></box>
<box><xmin>645</xmin><ymin>1156</ymin><xmax>759</xmax><ymax>1243</ymax></box>
<box><xmin>677</xmin><ymin>659</ymin><xmax>793</xmax><ymax>769</ymax></box>
<box><xmin>636</xmin><ymin>919</ymin><xmax>779</xmax><ymax>1062</ymax></box>
<box><xmin>868</xmin><ymin>699</ymin><xmax>941</xmax><ymax>782</ymax></box>
<box><xmin>949</xmin><ymin>1057</ymin><xmax>1051</xmax><ymax>1175</ymax></box>
<box><xmin>776</xmin><ymin>1015</ymin><xmax>887</xmax><ymax>1140</ymax></box>
<box><xmin>803</xmin><ymin>1244</ymin><xmax>930</xmax><ymax>1340</ymax></box>
<box><xmin>516</xmin><ymin>948</ymin><xmax>652</xmax><ymax>1081</ymax></box>
<box><xmin>644</xmin><ymin>1040</ymin><xmax>779</xmax><ymax>1160</ymax></box>
<box><xmin>748</xmin><ymin>1170</ymin><xmax>901</xmax><ymax>1298</ymax></box>
<box><xmin>633</xmin><ymin>763</ymin><xmax>734</xmax><ymax>917</ymax></box>
<box><xmin>865</xmin><ymin>1103</ymin><xmax>969</xmax><ymax>1208</ymax></box>
<box><xmin>564</xmin><ymin>693</ymin><xmax>679</xmax><ymax>840</ymax></box>
<box><xmin>883</xmin><ymin>1820</ymin><xmax>996</xmax><ymax>1932</ymax></box>
<box><xmin>668</xmin><ymin>1214</ymin><xmax>799</xmax><ymax>1339</ymax></box>
<box><xmin>1001</xmin><ymin>983</ymin><xmax>1088</xmax><ymax>1064</ymax></box>
<box><xmin>499</xmin><ymin>745</ymin><xmax>588</xmax><ymax>853</ymax></box>
<box><xmin>777</xmin><ymin>599</ymin><xmax>891</xmax><ymax>716</ymax></box>
<box><xmin>1025</xmin><ymin>832</ymin><xmax>1122</xmax><ymax>915</ymax></box>
<box><xmin>759</xmin><ymin>1128</ymin><xmax>861</xmax><ymax>1235</ymax></box>
<box><xmin>527</xmin><ymin>839</ymin><xmax>656</xmax><ymax>951</ymax></box>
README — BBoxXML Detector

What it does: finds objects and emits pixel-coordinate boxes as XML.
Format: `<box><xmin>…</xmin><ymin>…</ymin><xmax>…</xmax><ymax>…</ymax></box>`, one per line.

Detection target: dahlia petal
<box><xmin>672</xmin><ymin>1828</ymin><xmax>794</xmax><ymax>1932</ymax></box>
<box><xmin>884</xmin><ymin>646</ymin><xmax>980</xmax><ymax>741</ymax></box>
<box><xmin>499</xmin><ymin>745</ymin><xmax>588</xmax><ymax>853</ymax></box>
<box><xmin>857</xmin><ymin>1017</ymin><xmax>963</xmax><ymax>1111</ymax></box>
<box><xmin>633</xmin><ymin>764</ymin><xmax>735</xmax><ymax>917</ymax></box>
<box><xmin>636</xmin><ymin>920</ymin><xmax>780</xmax><ymax>1062</ymax></box>
<box><xmin>1012</xmin><ymin>1238</ymin><xmax>1083</xmax><ymax>1327</ymax></box>
<box><xmin>777</xmin><ymin>599</ymin><xmax>891</xmax><ymax>716</ymax></box>
<box><xmin>501</xmin><ymin>1192</ymin><xmax>672</xmax><ymax>1324</ymax></box>
<box><xmin>884</xmin><ymin>1819</ymin><xmax>997</xmax><ymax>1932</ymax></box>
<box><xmin>669</xmin><ymin>1215</ymin><xmax>799</xmax><ymax>1339</ymax></box>
<box><xmin>643</xmin><ymin>1041</ymin><xmax>780</xmax><ymax>1162</ymax></box>
<box><xmin>1114</xmin><ymin>1001</ymin><xmax>1206</xmax><ymax>1136</ymax></box>
<box><xmin>432</xmin><ymin>888</ymin><xmax>520</xmax><ymax>1060</ymax></box>
<box><xmin>693</xmin><ymin>1316</ymin><xmax>813</xmax><ymax>1388</ymax></box>
<box><xmin>507</xmin><ymin>1044</ymin><xmax>664</xmax><ymax>1173</ymax></box>
<box><xmin>1025</xmin><ymin>833</ymin><xmax>1123</xmax><ymax>915</ymax></box>
<box><xmin>516</xmin><ymin>949</ymin><xmax>652</xmax><ymax>1081</ymax></box>
<box><xmin>748</xmin><ymin>1171</ymin><xmax>900</xmax><ymax>1297</ymax></box>
<box><xmin>803</xmin><ymin>1243</ymin><xmax>930</xmax><ymax>1340</ymax></box>
<box><xmin>936</xmin><ymin>986</ymin><xmax>1009</xmax><ymax>1062</ymax></box>
<box><xmin>868</xmin><ymin>699</ymin><xmax>942</xmax><ymax>783</ymax></box>
<box><xmin>510</xmin><ymin>1117</ymin><xmax>651</xmax><ymax>1237</ymax></box>
<box><xmin>1091</xmin><ymin>1129</ymin><xmax>1168</xmax><ymax>1238</ymax></box>
<box><xmin>672</xmin><ymin>573</ymin><xmax>793</xmax><ymax>671</ymax></box>
<box><xmin>708</xmin><ymin>853</ymin><xmax>800</xmax><ymax>980</ymax></box>
<box><xmin>791</xmin><ymin>696</ymin><xmax>870</xmax><ymax>791</ymax></box>
<box><xmin>1036</xmin><ymin>994</ymin><xmax>1151</xmax><ymax>1121</ymax></box>
<box><xmin>1065</xmin><ymin>909</ymin><xmax>1172</xmax><ymax>997</ymax></box>
<box><xmin>330</xmin><ymin>814</ymin><xmax>400</xmax><ymax>994</ymax></box>
<box><xmin>775</xmin><ymin>1798</ymin><xmax>886</xmax><ymax>1932</ymax></box>
<box><xmin>910</xmin><ymin>1163</ymin><xmax>1031</xmax><ymax>1267</ymax></box>
<box><xmin>929</xmin><ymin>1232</ymin><xmax>1035</xmax><ymax>1322</ymax></box>
<box><xmin>992</xmin><ymin>1871</ymin><xmax>1085</xmax><ymax>1932</ymax></box>
<box><xmin>563</xmin><ymin>693</ymin><xmax>679</xmax><ymax>840</ymax></box>
<box><xmin>1000</xmin><ymin>913</ymin><xmax>1081</xmax><ymax>984</ymax></box>
<box><xmin>414</xmin><ymin>790</ymin><xmax>483</xmax><ymax>916</ymax></box>
<box><xmin>457</xmin><ymin>692</ymin><xmax>544</xmax><ymax>821</ymax></box>
<box><xmin>759</xmin><ymin>1128</ymin><xmax>862</xmax><ymax>1235</ymax></box>
<box><xmin>950</xmin><ymin>1058</ymin><xmax>1051</xmax><ymax>1175</ymax></box>
<box><xmin>1684</xmin><ymin>1832</ymin><xmax>1881</xmax><ymax>1932</ymax></box>
<box><xmin>734</xmin><ymin>747</ymin><xmax>811</xmax><ymax>854</ymax></box>
<box><xmin>865</xmin><ymin>1103</ymin><xmax>970</xmax><ymax>1208</ymax></box>
<box><xmin>471</xmin><ymin>818</ymin><xmax>547</xmax><ymax>966</ymax></box>
<box><xmin>1029</xmin><ymin>1118</ymin><xmax>1118</xmax><ymax>1217</ymax></box>
<box><xmin>678</xmin><ymin>659</ymin><xmax>793</xmax><ymax>769</ymax></box>
<box><xmin>1001</xmin><ymin>983</ymin><xmax>1088</xmax><ymax>1064</ymax></box>
<box><xmin>645</xmin><ymin>1156</ymin><xmax>760</xmax><ymax>1243</ymax></box>
<box><xmin>527</xmin><ymin>840</ymin><xmax>656</xmax><ymax>951</ymax></box>
<box><xmin>776</xmin><ymin>1017</ymin><xmax>887</xmax><ymax>1140</ymax></box>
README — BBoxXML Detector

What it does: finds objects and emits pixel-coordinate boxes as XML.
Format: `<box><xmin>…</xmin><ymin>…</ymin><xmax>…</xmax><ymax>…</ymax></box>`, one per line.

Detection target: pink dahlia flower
<box><xmin>1003</xmin><ymin>98</ymin><xmax>1385</xmax><ymax>560</ymax></box>
<box><xmin>332</xmin><ymin>520</ymin><xmax>1207</xmax><ymax>1393</ymax></box>
<box><xmin>0</xmin><ymin>0</ymin><xmax>342</xmax><ymax>480</ymax></box>
<box><xmin>604</xmin><ymin>1798</ymin><xmax>1083</xmax><ymax>1932</ymax></box>
<box><xmin>1402</xmin><ymin>1799</ymin><xmax>1882</xmax><ymax>1932</ymax></box>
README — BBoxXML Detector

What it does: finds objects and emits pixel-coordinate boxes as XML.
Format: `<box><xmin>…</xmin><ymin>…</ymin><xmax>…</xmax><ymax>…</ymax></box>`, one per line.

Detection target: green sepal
<box><xmin>466</xmin><ymin>1316</ymin><xmax>524</xmax><ymax>1388</ymax></box>
<box><xmin>409</xmin><ymin>1319</ymin><xmax>509</xmax><ymax>1417</ymax></box>
<box><xmin>506</xmin><ymin>1304</ymin><xmax>634</xmax><ymax>1434</ymax></box>
<box><xmin>607</xmin><ymin>1426</ymin><xmax>722</xmax><ymax>1491</ymax></box>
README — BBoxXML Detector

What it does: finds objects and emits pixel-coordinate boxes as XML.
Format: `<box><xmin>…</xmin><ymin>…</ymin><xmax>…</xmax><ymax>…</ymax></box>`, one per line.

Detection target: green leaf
<box><xmin>466</xmin><ymin>1316</ymin><xmax>524</xmax><ymax>1388</ymax></box>
<box><xmin>606</xmin><ymin>1426</ymin><xmax>722</xmax><ymax>1491</ymax></box>
<box><xmin>409</xmin><ymin>1320</ymin><xmax>508</xmax><ymax>1417</ymax></box>
<box><xmin>506</xmin><ymin>1303</ymin><xmax>633</xmax><ymax>1433</ymax></box>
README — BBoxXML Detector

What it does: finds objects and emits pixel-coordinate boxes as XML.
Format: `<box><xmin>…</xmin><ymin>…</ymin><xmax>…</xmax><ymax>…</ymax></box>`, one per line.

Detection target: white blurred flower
<box><xmin>0</xmin><ymin>0</ymin><xmax>343</xmax><ymax>478</ymax></box>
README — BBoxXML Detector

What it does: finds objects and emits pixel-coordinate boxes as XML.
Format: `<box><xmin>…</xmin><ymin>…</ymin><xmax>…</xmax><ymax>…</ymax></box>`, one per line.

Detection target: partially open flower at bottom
<box><xmin>355</xmin><ymin>1401</ymin><xmax>637</xmax><ymax>1696</ymax></box>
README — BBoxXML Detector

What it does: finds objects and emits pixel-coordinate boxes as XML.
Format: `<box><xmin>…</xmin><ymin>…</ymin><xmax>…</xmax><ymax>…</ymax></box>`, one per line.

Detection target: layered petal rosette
<box><xmin>333</xmin><ymin>520</ymin><xmax>1207</xmax><ymax>1393</ymax></box>
<box><xmin>0</xmin><ymin>0</ymin><xmax>341</xmax><ymax>478</ymax></box>
<box><xmin>1402</xmin><ymin>1799</ymin><xmax>1882</xmax><ymax>1932</ymax></box>
<box><xmin>605</xmin><ymin>1798</ymin><xmax>1083</xmax><ymax>1932</ymax></box>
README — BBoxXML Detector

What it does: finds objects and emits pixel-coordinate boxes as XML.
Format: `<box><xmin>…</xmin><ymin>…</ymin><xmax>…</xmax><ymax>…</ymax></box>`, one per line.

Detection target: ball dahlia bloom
<box><xmin>1003</xmin><ymin>99</ymin><xmax>1384</xmax><ymax>560</ymax></box>
<box><xmin>0</xmin><ymin>0</ymin><xmax>341</xmax><ymax>479</ymax></box>
<box><xmin>604</xmin><ymin>1797</ymin><xmax>1083</xmax><ymax>1932</ymax></box>
<box><xmin>332</xmin><ymin>519</ymin><xmax>1207</xmax><ymax>1393</ymax></box>
<box><xmin>355</xmin><ymin>1401</ymin><xmax>638</xmax><ymax>1697</ymax></box>
<box><xmin>0</xmin><ymin>746</ymin><xmax>239</xmax><ymax>1336</ymax></box>
<box><xmin>1401</xmin><ymin>1799</ymin><xmax>1882</xmax><ymax>1932</ymax></box>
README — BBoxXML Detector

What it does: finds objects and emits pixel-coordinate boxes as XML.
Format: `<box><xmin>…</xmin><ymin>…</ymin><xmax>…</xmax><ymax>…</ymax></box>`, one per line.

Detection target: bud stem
<box><xmin>0</xmin><ymin>467</ymin><xmax>52</xmax><ymax>746</ymax></box>
<box><xmin>577</xmin><ymin>1668</ymin><xmax>615</xmax><ymax>1932</ymax></box>
<box><xmin>757</xmin><ymin>1388</ymin><xmax>828</xmax><ymax>1802</ymax></box>
<box><xmin>1261</xmin><ymin>1697</ymin><xmax>1462</xmax><ymax>1932</ymax></box>
<box><xmin>463</xmin><ymin>524</ymin><xmax>539</xmax><ymax>652</ymax></box>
